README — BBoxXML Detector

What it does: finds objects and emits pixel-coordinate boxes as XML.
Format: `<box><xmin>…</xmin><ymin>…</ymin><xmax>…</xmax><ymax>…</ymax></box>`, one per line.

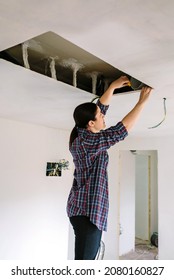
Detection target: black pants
<box><xmin>70</xmin><ymin>216</ymin><xmax>102</xmax><ymax>260</ymax></box>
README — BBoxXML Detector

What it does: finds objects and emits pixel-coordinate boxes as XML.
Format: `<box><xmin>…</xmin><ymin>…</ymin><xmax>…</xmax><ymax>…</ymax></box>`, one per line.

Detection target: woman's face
<box><xmin>91</xmin><ymin>106</ymin><xmax>106</xmax><ymax>132</ymax></box>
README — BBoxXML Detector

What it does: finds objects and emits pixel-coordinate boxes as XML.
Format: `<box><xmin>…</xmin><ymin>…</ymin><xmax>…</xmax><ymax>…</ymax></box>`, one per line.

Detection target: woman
<box><xmin>67</xmin><ymin>76</ymin><xmax>152</xmax><ymax>260</ymax></box>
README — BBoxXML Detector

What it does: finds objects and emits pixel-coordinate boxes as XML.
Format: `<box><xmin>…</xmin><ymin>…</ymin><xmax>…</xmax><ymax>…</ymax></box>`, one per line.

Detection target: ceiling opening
<box><xmin>0</xmin><ymin>31</ymin><xmax>148</xmax><ymax>96</ymax></box>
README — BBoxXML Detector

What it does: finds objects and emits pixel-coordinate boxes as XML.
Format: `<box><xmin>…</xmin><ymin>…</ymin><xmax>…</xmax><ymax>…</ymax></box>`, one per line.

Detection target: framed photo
<box><xmin>46</xmin><ymin>162</ymin><xmax>61</xmax><ymax>176</ymax></box>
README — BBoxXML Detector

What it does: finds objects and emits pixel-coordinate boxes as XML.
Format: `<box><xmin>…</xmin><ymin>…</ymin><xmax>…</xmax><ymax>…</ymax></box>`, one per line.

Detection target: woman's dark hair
<box><xmin>69</xmin><ymin>102</ymin><xmax>97</xmax><ymax>147</ymax></box>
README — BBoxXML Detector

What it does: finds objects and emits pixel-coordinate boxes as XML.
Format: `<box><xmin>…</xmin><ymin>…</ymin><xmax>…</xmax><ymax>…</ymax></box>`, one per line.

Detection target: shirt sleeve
<box><xmin>81</xmin><ymin>121</ymin><xmax>128</xmax><ymax>153</ymax></box>
<box><xmin>96</xmin><ymin>99</ymin><xmax>109</xmax><ymax>115</ymax></box>
<box><xmin>100</xmin><ymin>122</ymin><xmax>128</xmax><ymax>148</ymax></box>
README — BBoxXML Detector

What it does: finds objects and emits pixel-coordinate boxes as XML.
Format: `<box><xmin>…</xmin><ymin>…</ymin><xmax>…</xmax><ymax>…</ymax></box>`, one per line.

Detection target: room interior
<box><xmin>0</xmin><ymin>0</ymin><xmax>174</xmax><ymax>260</ymax></box>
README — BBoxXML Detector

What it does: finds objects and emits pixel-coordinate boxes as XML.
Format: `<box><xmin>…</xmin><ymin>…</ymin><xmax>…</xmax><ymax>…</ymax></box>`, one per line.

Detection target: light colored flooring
<box><xmin>119</xmin><ymin>238</ymin><xmax>158</xmax><ymax>260</ymax></box>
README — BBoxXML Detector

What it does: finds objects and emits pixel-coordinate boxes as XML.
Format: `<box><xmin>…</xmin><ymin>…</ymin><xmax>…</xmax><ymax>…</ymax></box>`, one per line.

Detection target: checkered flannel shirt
<box><xmin>66</xmin><ymin>100</ymin><xmax>128</xmax><ymax>231</ymax></box>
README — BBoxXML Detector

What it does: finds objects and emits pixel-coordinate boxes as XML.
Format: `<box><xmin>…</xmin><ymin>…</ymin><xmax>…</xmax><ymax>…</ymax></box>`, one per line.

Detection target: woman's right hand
<box><xmin>109</xmin><ymin>76</ymin><xmax>130</xmax><ymax>90</ymax></box>
<box><xmin>99</xmin><ymin>76</ymin><xmax>130</xmax><ymax>105</ymax></box>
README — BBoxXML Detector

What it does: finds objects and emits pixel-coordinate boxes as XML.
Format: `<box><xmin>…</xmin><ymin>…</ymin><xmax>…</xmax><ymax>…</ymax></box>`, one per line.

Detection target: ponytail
<box><xmin>69</xmin><ymin>126</ymin><xmax>78</xmax><ymax>147</ymax></box>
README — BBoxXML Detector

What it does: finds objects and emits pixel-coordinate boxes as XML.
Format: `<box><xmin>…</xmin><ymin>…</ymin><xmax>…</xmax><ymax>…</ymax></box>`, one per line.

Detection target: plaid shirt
<box><xmin>66</xmin><ymin>101</ymin><xmax>128</xmax><ymax>231</ymax></box>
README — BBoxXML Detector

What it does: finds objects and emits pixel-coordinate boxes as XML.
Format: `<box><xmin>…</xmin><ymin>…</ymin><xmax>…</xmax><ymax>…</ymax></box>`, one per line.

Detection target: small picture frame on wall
<box><xmin>46</xmin><ymin>162</ymin><xmax>62</xmax><ymax>176</ymax></box>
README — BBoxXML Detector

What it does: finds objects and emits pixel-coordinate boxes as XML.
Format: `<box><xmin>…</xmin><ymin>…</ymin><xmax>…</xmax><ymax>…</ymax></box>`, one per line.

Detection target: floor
<box><xmin>119</xmin><ymin>238</ymin><xmax>158</xmax><ymax>260</ymax></box>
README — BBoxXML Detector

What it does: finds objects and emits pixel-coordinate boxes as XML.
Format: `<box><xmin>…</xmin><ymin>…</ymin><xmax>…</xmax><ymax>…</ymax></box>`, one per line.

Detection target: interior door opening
<box><xmin>119</xmin><ymin>150</ymin><xmax>158</xmax><ymax>260</ymax></box>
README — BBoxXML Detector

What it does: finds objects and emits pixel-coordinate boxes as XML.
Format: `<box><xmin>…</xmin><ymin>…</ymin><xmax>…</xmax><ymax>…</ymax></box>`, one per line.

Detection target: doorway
<box><xmin>118</xmin><ymin>150</ymin><xmax>158</xmax><ymax>260</ymax></box>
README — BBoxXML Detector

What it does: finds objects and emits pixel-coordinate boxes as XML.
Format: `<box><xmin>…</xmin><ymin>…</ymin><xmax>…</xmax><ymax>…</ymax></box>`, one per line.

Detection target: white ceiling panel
<box><xmin>0</xmin><ymin>0</ymin><xmax>174</xmax><ymax>136</ymax></box>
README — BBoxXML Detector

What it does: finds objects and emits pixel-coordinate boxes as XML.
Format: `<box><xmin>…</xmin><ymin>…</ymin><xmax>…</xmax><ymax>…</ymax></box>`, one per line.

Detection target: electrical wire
<box><xmin>148</xmin><ymin>97</ymin><xmax>167</xmax><ymax>129</ymax></box>
<box><xmin>91</xmin><ymin>96</ymin><xmax>99</xmax><ymax>103</ymax></box>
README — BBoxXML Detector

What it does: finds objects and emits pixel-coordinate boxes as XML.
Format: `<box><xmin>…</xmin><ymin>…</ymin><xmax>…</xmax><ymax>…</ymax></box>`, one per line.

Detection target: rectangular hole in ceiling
<box><xmin>0</xmin><ymin>31</ymin><xmax>149</xmax><ymax>96</ymax></box>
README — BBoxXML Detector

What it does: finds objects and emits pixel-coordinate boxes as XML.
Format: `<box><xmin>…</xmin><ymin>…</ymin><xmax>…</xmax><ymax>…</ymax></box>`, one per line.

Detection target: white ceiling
<box><xmin>0</xmin><ymin>0</ymin><xmax>174</xmax><ymax>137</ymax></box>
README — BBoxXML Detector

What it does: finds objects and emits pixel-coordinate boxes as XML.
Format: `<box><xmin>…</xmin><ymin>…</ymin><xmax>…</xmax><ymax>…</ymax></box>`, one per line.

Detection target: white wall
<box><xmin>119</xmin><ymin>151</ymin><xmax>135</xmax><ymax>256</ymax></box>
<box><xmin>106</xmin><ymin>149</ymin><xmax>157</xmax><ymax>259</ymax></box>
<box><xmin>135</xmin><ymin>151</ymin><xmax>158</xmax><ymax>239</ymax></box>
<box><xmin>135</xmin><ymin>154</ymin><xmax>150</xmax><ymax>240</ymax></box>
<box><xmin>106</xmin><ymin>136</ymin><xmax>174</xmax><ymax>260</ymax></box>
<box><xmin>0</xmin><ymin>118</ymin><xmax>72</xmax><ymax>260</ymax></box>
<box><xmin>1</xmin><ymin>116</ymin><xmax>174</xmax><ymax>260</ymax></box>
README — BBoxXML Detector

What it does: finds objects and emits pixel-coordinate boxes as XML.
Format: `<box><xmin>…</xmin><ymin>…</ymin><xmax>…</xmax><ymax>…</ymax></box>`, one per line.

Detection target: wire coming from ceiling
<box><xmin>148</xmin><ymin>98</ymin><xmax>167</xmax><ymax>129</ymax></box>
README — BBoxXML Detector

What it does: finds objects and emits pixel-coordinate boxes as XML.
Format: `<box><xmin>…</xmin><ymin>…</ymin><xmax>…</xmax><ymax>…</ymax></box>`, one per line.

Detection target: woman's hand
<box><xmin>109</xmin><ymin>76</ymin><xmax>130</xmax><ymax>90</ymax></box>
<box><xmin>122</xmin><ymin>86</ymin><xmax>153</xmax><ymax>132</ymax></box>
<box><xmin>99</xmin><ymin>76</ymin><xmax>130</xmax><ymax>105</ymax></box>
<box><xmin>138</xmin><ymin>86</ymin><xmax>152</xmax><ymax>105</ymax></box>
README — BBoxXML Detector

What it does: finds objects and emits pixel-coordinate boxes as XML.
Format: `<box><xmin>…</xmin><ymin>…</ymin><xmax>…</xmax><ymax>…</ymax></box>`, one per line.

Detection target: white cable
<box><xmin>148</xmin><ymin>98</ymin><xmax>167</xmax><ymax>129</ymax></box>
